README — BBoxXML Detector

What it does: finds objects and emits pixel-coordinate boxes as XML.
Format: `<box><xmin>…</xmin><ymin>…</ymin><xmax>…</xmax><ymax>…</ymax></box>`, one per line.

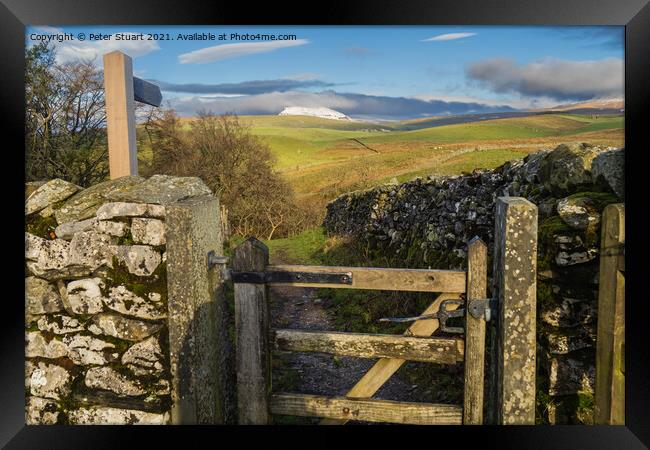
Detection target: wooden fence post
<box><xmin>103</xmin><ymin>51</ymin><xmax>138</xmax><ymax>179</ymax></box>
<box><xmin>233</xmin><ymin>238</ymin><xmax>271</xmax><ymax>424</ymax></box>
<box><xmin>491</xmin><ymin>197</ymin><xmax>538</xmax><ymax>425</ymax></box>
<box><xmin>464</xmin><ymin>237</ymin><xmax>487</xmax><ymax>424</ymax></box>
<box><xmin>595</xmin><ymin>203</ymin><xmax>625</xmax><ymax>425</ymax></box>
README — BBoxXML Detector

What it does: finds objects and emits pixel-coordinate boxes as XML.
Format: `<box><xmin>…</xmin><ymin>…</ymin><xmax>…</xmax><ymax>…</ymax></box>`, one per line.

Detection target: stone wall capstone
<box><xmin>323</xmin><ymin>142</ymin><xmax>624</xmax><ymax>424</ymax></box>
<box><xmin>24</xmin><ymin>174</ymin><xmax>221</xmax><ymax>425</ymax></box>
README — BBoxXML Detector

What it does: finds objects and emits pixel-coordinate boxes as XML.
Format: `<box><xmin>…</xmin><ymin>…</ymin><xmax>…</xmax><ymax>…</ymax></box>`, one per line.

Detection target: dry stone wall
<box><xmin>324</xmin><ymin>142</ymin><xmax>624</xmax><ymax>424</ymax></box>
<box><xmin>25</xmin><ymin>174</ymin><xmax>213</xmax><ymax>425</ymax></box>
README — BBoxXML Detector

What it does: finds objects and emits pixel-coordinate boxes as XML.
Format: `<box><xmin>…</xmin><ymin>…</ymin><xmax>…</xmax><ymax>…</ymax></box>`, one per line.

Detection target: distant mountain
<box><xmin>539</xmin><ymin>98</ymin><xmax>624</xmax><ymax>113</ymax></box>
<box><xmin>279</xmin><ymin>106</ymin><xmax>351</xmax><ymax>121</ymax></box>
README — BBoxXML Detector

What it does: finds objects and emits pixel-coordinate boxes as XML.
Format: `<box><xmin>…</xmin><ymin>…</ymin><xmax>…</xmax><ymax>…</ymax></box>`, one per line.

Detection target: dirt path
<box><xmin>268</xmin><ymin>251</ymin><xmax>431</xmax><ymax>423</ymax></box>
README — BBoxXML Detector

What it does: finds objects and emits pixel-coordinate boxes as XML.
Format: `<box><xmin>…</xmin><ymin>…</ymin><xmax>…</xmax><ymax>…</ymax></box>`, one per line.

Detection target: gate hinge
<box><xmin>468</xmin><ymin>298</ymin><xmax>497</xmax><ymax>322</ymax></box>
<box><xmin>207</xmin><ymin>251</ymin><xmax>231</xmax><ymax>280</ymax></box>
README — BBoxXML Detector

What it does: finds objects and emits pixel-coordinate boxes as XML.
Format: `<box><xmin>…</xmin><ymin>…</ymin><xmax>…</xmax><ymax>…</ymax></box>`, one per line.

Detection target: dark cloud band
<box><xmin>169</xmin><ymin>90</ymin><xmax>517</xmax><ymax>119</ymax></box>
<box><xmin>466</xmin><ymin>57</ymin><xmax>623</xmax><ymax>101</ymax></box>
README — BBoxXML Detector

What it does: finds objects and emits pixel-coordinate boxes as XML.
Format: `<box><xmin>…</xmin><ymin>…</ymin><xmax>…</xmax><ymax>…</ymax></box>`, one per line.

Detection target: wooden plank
<box><xmin>492</xmin><ymin>197</ymin><xmax>538</xmax><ymax>425</ymax></box>
<box><xmin>320</xmin><ymin>292</ymin><xmax>462</xmax><ymax>425</ymax></box>
<box><xmin>463</xmin><ymin>237</ymin><xmax>487</xmax><ymax>424</ymax></box>
<box><xmin>271</xmin><ymin>393</ymin><xmax>462</xmax><ymax>425</ymax></box>
<box><xmin>272</xmin><ymin>329</ymin><xmax>464</xmax><ymax>364</ymax></box>
<box><xmin>103</xmin><ymin>51</ymin><xmax>138</xmax><ymax>179</ymax></box>
<box><xmin>233</xmin><ymin>238</ymin><xmax>270</xmax><ymax>424</ymax></box>
<box><xmin>266</xmin><ymin>264</ymin><xmax>466</xmax><ymax>293</ymax></box>
<box><xmin>133</xmin><ymin>76</ymin><xmax>162</xmax><ymax>107</ymax></box>
<box><xmin>595</xmin><ymin>203</ymin><xmax>625</xmax><ymax>425</ymax></box>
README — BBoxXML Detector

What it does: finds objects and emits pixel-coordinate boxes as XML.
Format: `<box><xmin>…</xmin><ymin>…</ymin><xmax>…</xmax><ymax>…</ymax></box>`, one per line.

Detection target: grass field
<box><xmin>164</xmin><ymin>112</ymin><xmax>623</xmax><ymax>207</ymax></box>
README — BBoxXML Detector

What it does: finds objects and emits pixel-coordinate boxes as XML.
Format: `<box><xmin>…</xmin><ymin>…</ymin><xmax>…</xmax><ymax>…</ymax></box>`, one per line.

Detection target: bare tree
<box><xmin>144</xmin><ymin>109</ymin><xmax>316</xmax><ymax>239</ymax></box>
<box><xmin>26</xmin><ymin>43</ymin><xmax>109</xmax><ymax>186</ymax></box>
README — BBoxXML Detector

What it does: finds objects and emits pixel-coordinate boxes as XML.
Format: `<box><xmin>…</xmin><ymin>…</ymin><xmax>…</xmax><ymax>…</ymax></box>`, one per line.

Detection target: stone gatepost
<box><xmin>489</xmin><ymin>197</ymin><xmax>538</xmax><ymax>425</ymax></box>
<box><xmin>25</xmin><ymin>175</ymin><xmax>233</xmax><ymax>425</ymax></box>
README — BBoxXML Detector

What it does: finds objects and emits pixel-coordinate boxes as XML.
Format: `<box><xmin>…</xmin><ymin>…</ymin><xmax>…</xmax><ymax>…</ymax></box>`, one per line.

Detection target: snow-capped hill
<box><xmin>279</xmin><ymin>106</ymin><xmax>351</xmax><ymax>121</ymax></box>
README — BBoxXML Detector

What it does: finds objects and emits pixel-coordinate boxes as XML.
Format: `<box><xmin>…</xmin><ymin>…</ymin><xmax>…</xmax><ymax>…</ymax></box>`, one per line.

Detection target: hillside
<box><xmin>164</xmin><ymin>112</ymin><xmax>623</xmax><ymax>207</ymax></box>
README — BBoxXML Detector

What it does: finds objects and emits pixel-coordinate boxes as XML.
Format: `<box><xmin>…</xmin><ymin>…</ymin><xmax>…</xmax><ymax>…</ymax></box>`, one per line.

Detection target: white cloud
<box><xmin>178</xmin><ymin>39</ymin><xmax>309</xmax><ymax>64</ymax></box>
<box><xmin>48</xmin><ymin>32</ymin><xmax>160</xmax><ymax>66</ymax></box>
<box><xmin>422</xmin><ymin>33</ymin><xmax>477</xmax><ymax>42</ymax></box>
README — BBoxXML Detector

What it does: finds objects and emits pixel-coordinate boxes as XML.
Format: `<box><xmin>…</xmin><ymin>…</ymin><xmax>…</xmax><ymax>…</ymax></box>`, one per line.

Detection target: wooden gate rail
<box><xmin>266</xmin><ymin>264</ymin><xmax>466</xmax><ymax>293</ymax></box>
<box><xmin>270</xmin><ymin>394</ymin><xmax>463</xmax><ymax>425</ymax></box>
<box><xmin>319</xmin><ymin>291</ymin><xmax>463</xmax><ymax>425</ymax></box>
<box><xmin>271</xmin><ymin>329</ymin><xmax>464</xmax><ymax>364</ymax></box>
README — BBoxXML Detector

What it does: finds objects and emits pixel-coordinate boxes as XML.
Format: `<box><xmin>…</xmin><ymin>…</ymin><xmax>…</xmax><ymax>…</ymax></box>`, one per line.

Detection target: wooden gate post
<box><xmin>103</xmin><ymin>51</ymin><xmax>138</xmax><ymax>179</ymax></box>
<box><xmin>233</xmin><ymin>238</ymin><xmax>271</xmax><ymax>424</ymax></box>
<box><xmin>464</xmin><ymin>237</ymin><xmax>487</xmax><ymax>424</ymax></box>
<box><xmin>490</xmin><ymin>197</ymin><xmax>538</xmax><ymax>425</ymax></box>
<box><xmin>595</xmin><ymin>203</ymin><xmax>625</xmax><ymax>425</ymax></box>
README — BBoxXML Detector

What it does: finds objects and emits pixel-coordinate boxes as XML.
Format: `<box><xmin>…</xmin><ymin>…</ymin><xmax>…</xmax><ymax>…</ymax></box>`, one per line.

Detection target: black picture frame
<box><xmin>2</xmin><ymin>0</ymin><xmax>648</xmax><ymax>447</ymax></box>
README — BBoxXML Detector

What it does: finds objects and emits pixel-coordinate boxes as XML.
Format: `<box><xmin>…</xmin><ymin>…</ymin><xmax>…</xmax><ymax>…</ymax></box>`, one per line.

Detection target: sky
<box><xmin>26</xmin><ymin>25</ymin><xmax>624</xmax><ymax>120</ymax></box>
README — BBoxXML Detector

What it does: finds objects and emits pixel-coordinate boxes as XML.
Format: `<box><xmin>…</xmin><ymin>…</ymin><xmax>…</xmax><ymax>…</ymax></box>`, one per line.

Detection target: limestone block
<box><xmin>557</xmin><ymin>196</ymin><xmax>600</xmax><ymax>230</ymax></box>
<box><xmin>104</xmin><ymin>285</ymin><xmax>166</xmax><ymax>320</ymax></box>
<box><xmin>27</xmin><ymin>361</ymin><xmax>71</xmax><ymax>400</ymax></box>
<box><xmin>95</xmin><ymin>220</ymin><xmax>127</xmax><ymax>237</ymax></box>
<box><xmin>25</xmin><ymin>233</ymin><xmax>69</xmax><ymax>266</ymax></box>
<box><xmin>25</xmin><ymin>178</ymin><xmax>80</xmax><ymax>216</ymax></box>
<box><xmin>62</xmin><ymin>334</ymin><xmax>117</xmax><ymax>366</ymax></box>
<box><xmin>105</xmin><ymin>174</ymin><xmax>212</xmax><ymax>205</ymax></box>
<box><xmin>131</xmin><ymin>218</ymin><xmax>165</xmax><ymax>245</ymax></box>
<box><xmin>54</xmin><ymin>176</ymin><xmax>145</xmax><ymax>224</ymax></box>
<box><xmin>109</xmin><ymin>245</ymin><xmax>161</xmax><ymax>276</ymax></box>
<box><xmin>121</xmin><ymin>336</ymin><xmax>164</xmax><ymax>376</ymax></box>
<box><xmin>88</xmin><ymin>313</ymin><xmax>162</xmax><ymax>341</ymax></box>
<box><xmin>25</xmin><ymin>277</ymin><xmax>64</xmax><ymax>314</ymax></box>
<box><xmin>68</xmin><ymin>231</ymin><xmax>116</xmax><ymax>271</ymax></box>
<box><xmin>66</xmin><ymin>278</ymin><xmax>105</xmax><ymax>315</ymax></box>
<box><xmin>591</xmin><ymin>148</ymin><xmax>624</xmax><ymax>198</ymax></box>
<box><xmin>96</xmin><ymin>202</ymin><xmax>165</xmax><ymax>220</ymax></box>
<box><xmin>538</xmin><ymin>143</ymin><xmax>605</xmax><ymax>195</ymax></box>
<box><xmin>25</xmin><ymin>181</ymin><xmax>48</xmax><ymax>199</ymax></box>
<box><xmin>84</xmin><ymin>367</ymin><xmax>146</xmax><ymax>396</ymax></box>
<box><xmin>54</xmin><ymin>218</ymin><xmax>98</xmax><ymax>240</ymax></box>
<box><xmin>25</xmin><ymin>332</ymin><xmax>68</xmax><ymax>359</ymax></box>
<box><xmin>37</xmin><ymin>315</ymin><xmax>85</xmax><ymax>335</ymax></box>
<box><xmin>26</xmin><ymin>396</ymin><xmax>60</xmax><ymax>425</ymax></box>
<box><xmin>67</xmin><ymin>406</ymin><xmax>169</xmax><ymax>425</ymax></box>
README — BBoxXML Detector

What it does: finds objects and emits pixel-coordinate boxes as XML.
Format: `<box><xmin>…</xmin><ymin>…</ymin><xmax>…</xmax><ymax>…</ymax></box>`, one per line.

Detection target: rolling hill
<box><xmin>169</xmin><ymin>112</ymin><xmax>623</xmax><ymax>206</ymax></box>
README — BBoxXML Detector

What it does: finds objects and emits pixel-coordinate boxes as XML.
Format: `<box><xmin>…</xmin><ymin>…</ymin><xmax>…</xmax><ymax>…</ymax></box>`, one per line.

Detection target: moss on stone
<box><xmin>103</xmin><ymin>257</ymin><xmax>168</xmax><ymax>305</ymax></box>
<box><xmin>26</xmin><ymin>214</ymin><xmax>58</xmax><ymax>240</ymax></box>
<box><xmin>116</xmin><ymin>228</ymin><xmax>135</xmax><ymax>246</ymax></box>
<box><xmin>567</xmin><ymin>191</ymin><xmax>618</xmax><ymax>210</ymax></box>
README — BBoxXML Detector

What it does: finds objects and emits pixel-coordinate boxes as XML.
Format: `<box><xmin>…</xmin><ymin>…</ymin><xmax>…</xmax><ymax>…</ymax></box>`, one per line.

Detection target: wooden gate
<box><xmin>231</xmin><ymin>197</ymin><xmax>538</xmax><ymax>425</ymax></box>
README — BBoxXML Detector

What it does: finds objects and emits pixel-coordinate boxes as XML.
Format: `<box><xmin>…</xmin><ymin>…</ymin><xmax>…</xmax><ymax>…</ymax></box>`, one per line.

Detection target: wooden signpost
<box><xmin>103</xmin><ymin>51</ymin><xmax>162</xmax><ymax>179</ymax></box>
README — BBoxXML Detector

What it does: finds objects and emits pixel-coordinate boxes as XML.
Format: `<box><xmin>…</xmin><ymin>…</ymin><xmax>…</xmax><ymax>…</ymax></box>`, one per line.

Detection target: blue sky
<box><xmin>26</xmin><ymin>25</ymin><xmax>624</xmax><ymax>119</ymax></box>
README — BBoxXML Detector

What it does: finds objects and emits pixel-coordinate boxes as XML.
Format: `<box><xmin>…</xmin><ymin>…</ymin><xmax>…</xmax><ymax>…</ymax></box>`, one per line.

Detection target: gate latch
<box><xmin>468</xmin><ymin>298</ymin><xmax>496</xmax><ymax>322</ymax></box>
<box><xmin>378</xmin><ymin>299</ymin><xmax>465</xmax><ymax>334</ymax></box>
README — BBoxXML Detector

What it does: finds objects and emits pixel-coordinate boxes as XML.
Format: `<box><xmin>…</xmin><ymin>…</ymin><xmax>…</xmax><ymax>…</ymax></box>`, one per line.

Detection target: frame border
<box><xmin>2</xmin><ymin>0</ymin><xmax>648</xmax><ymax>447</ymax></box>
